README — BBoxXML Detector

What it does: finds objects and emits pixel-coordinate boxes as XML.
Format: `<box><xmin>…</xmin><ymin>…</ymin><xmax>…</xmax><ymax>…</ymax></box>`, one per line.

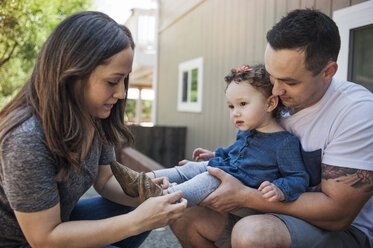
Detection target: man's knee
<box><xmin>170</xmin><ymin>212</ymin><xmax>193</xmax><ymax>238</ymax></box>
<box><xmin>231</xmin><ymin>214</ymin><xmax>291</xmax><ymax>248</ymax></box>
<box><xmin>170</xmin><ymin>206</ymin><xmax>227</xmax><ymax>247</ymax></box>
<box><xmin>231</xmin><ymin>216</ymin><xmax>264</xmax><ymax>248</ymax></box>
<box><xmin>170</xmin><ymin>207</ymin><xmax>208</xmax><ymax>244</ymax></box>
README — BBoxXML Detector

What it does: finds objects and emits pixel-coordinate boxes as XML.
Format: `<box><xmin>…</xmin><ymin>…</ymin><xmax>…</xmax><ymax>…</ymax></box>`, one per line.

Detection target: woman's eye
<box><xmin>108</xmin><ymin>79</ymin><xmax>121</xmax><ymax>85</ymax></box>
<box><xmin>240</xmin><ymin>102</ymin><xmax>247</xmax><ymax>106</ymax></box>
<box><xmin>228</xmin><ymin>105</ymin><xmax>234</xmax><ymax>109</ymax></box>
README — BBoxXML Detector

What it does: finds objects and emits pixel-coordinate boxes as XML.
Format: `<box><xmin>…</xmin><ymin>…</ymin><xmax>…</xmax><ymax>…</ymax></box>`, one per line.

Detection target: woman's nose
<box><xmin>113</xmin><ymin>82</ymin><xmax>125</xmax><ymax>99</ymax></box>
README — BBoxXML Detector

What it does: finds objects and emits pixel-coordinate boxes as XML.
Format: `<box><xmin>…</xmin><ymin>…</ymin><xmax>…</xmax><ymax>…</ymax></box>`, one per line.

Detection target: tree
<box><xmin>0</xmin><ymin>0</ymin><xmax>91</xmax><ymax>107</ymax></box>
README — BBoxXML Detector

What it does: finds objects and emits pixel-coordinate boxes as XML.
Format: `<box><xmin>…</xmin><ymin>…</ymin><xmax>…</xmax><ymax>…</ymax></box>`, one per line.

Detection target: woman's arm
<box><xmin>94</xmin><ymin>164</ymin><xmax>170</xmax><ymax>206</ymax></box>
<box><xmin>15</xmin><ymin>191</ymin><xmax>186</xmax><ymax>248</ymax></box>
<box><xmin>93</xmin><ymin>164</ymin><xmax>140</xmax><ymax>206</ymax></box>
<box><xmin>201</xmin><ymin>165</ymin><xmax>373</xmax><ymax>231</ymax></box>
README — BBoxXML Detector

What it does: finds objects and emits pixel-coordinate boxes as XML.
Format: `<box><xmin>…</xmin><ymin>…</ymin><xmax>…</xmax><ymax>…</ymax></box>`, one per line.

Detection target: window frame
<box><xmin>333</xmin><ymin>1</ymin><xmax>373</xmax><ymax>81</ymax></box>
<box><xmin>177</xmin><ymin>57</ymin><xmax>203</xmax><ymax>112</ymax></box>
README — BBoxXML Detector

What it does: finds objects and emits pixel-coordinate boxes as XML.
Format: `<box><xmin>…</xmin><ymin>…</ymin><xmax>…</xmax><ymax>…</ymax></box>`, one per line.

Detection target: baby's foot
<box><xmin>110</xmin><ymin>161</ymin><xmax>163</xmax><ymax>202</ymax></box>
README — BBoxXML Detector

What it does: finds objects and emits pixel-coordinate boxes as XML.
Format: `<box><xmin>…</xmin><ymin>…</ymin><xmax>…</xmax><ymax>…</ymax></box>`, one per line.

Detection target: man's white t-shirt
<box><xmin>281</xmin><ymin>77</ymin><xmax>373</xmax><ymax>245</ymax></box>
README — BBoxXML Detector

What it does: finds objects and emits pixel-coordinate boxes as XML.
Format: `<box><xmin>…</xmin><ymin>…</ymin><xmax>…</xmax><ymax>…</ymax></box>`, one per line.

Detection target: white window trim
<box><xmin>333</xmin><ymin>0</ymin><xmax>373</xmax><ymax>81</ymax></box>
<box><xmin>177</xmin><ymin>57</ymin><xmax>203</xmax><ymax>112</ymax></box>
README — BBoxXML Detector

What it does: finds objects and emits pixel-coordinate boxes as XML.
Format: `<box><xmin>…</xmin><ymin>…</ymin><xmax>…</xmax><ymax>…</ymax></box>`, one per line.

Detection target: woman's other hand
<box><xmin>152</xmin><ymin>176</ymin><xmax>170</xmax><ymax>190</ymax></box>
<box><xmin>132</xmin><ymin>191</ymin><xmax>187</xmax><ymax>232</ymax></box>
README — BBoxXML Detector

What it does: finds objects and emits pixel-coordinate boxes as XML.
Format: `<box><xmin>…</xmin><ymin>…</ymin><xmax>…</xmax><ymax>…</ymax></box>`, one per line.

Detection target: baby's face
<box><xmin>226</xmin><ymin>81</ymin><xmax>269</xmax><ymax>131</ymax></box>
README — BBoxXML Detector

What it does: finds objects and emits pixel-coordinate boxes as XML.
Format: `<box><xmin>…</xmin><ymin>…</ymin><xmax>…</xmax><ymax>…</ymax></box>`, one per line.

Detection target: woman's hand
<box><xmin>178</xmin><ymin>159</ymin><xmax>190</xmax><ymax>166</ymax></box>
<box><xmin>152</xmin><ymin>176</ymin><xmax>171</xmax><ymax>189</ymax></box>
<box><xmin>200</xmin><ymin>166</ymin><xmax>253</xmax><ymax>212</ymax></box>
<box><xmin>132</xmin><ymin>191</ymin><xmax>187</xmax><ymax>232</ymax></box>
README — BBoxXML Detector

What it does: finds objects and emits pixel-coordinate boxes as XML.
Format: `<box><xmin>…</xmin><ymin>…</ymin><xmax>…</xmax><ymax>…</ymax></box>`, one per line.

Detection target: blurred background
<box><xmin>0</xmin><ymin>0</ymin><xmax>157</xmax><ymax>126</ymax></box>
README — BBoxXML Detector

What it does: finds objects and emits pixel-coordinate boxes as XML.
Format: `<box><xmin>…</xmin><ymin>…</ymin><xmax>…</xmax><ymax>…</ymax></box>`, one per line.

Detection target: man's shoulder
<box><xmin>329</xmin><ymin>79</ymin><xmax>373</xmax><ymax>123</ymax></box>
<box><xmin>332</xmin><ymin>78</ymin><xmax>373</xmax><ymax>104</ymax></box>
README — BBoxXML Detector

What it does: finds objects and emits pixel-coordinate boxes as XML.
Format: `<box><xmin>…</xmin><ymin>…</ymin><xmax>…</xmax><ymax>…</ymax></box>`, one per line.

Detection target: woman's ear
<box><xmin>266</xmin><ymin>95</ymin><xmax>278</xmax><ymax>112</ymax></box>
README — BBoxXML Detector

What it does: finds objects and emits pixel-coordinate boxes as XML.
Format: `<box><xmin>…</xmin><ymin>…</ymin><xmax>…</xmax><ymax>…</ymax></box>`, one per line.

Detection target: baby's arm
<box><xmin>192</xmin><ymin>148</ymin><xmax>215</xmax><ymax>161</ymax></box>
<box><xmin>258</xmin><ymin>181</ymin><xmax>285</xmax><ymax>202</ymax></box>
<box><xmin>178</xmin><ymin>148</ymin><xmax>215</xmax><ymax>166</ymax></box>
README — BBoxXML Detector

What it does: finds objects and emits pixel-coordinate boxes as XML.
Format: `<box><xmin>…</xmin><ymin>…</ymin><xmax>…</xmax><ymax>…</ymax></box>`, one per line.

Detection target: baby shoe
<box><xmin>110</xmin><ymin>160</ymin><xmax>163</xmax><ymax>202</ymax></box>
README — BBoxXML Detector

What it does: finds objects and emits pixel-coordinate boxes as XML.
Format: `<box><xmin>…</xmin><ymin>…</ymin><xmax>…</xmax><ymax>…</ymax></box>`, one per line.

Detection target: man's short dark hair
<box><xmin>266</xmin><ymin>9</ymin><xmax>341</xmax><ymax>75</ymax></box>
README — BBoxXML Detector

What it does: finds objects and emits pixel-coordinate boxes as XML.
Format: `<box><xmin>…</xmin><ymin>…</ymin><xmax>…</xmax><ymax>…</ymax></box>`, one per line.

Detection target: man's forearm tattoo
<box><xmin>322</xmin><ymin>164</ymin><xmax>373</xmax><ymax>192</ymax></box>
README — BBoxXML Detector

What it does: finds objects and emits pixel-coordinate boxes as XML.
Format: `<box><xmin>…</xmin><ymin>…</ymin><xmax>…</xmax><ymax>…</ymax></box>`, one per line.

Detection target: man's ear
<box><xmin>322</xmin><ymin>62</ymin><xmax>338</xmax><ymax>82</ymax></box>
<box><xmin>266</xmin><ymin>95</ymin><xmax>278</xmax><ymax>112</ymax></box>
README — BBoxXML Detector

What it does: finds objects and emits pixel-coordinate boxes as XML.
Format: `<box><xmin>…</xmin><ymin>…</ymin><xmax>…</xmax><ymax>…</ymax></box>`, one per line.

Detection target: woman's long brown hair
<box><xmin>0</xmin><ymin>11</ymin><xmax>135</xmax><ymax>181</ymax></box>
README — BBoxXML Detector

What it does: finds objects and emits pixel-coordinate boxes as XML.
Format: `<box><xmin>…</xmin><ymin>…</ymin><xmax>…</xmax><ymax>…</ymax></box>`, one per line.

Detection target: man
<box><xmin>171</xmin><ymin>9</ymin><xmax>373</xmax><ymax>248</ymax></box>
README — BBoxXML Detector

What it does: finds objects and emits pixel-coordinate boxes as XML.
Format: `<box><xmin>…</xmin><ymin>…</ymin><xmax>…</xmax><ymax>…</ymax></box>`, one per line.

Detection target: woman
<box><xmin>0</xmin><ymin>11</ymin><xmax>186</xmax><ymax>248</ymax></box>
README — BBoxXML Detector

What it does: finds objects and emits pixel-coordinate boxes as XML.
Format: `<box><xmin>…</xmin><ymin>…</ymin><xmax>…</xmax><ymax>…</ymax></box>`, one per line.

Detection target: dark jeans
<box><xmin>70</xmin><ymin>196</ymin><xmax>150</xmax><ymax>248</ymax></box>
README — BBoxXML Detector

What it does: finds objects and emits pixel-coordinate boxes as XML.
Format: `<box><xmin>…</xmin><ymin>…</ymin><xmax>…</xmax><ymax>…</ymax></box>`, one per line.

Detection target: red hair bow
<box><xmin>235</xmin><ymin>66</ymin><xmax>252</xmax><ymax>73</ymax></box>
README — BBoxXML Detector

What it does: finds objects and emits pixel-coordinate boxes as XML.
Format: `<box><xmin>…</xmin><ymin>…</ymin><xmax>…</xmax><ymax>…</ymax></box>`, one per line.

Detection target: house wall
<box><xmin>156</xmin><ymin>0</ymin><xmax>367</xmax><ymax>160</ymax></box>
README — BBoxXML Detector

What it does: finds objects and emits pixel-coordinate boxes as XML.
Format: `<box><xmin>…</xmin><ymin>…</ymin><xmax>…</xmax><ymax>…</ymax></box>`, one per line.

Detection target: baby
<box><xmin>111</xmin><ymin>64</ymin><xmax>309</xmax><ymax>206</ymax></box>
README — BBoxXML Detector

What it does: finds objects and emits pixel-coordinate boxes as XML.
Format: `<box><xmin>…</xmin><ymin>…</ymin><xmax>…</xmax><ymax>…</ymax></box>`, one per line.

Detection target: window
<box><xmin>334</xmin><ymin>1</ymin><xmax>373</xmax><ymax>92</ymax></box>
<box><xmin>348</xmin><ymin>24</ymin><xmax>373</xmax><ymax>91</ymax></box>
<box><xmin>125</xmin><ymin>88</ymin><xmax>154</xmax><ymax>125</ymax></box>
<box><xmin>177</xmin><ymin>57</ymin><xmax>203</xmax><ymax>112</ymax></box>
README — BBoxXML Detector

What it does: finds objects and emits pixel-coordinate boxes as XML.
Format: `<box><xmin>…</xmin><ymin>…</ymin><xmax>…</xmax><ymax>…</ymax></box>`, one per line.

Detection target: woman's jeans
<box><xmin>69</xmin><ymin>196</ymin><xmax>150</xmax><ymax>248</ymax></box>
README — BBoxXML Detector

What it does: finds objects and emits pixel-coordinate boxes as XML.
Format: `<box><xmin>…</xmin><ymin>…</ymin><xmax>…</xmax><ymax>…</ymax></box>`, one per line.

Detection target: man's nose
<box><xmin>272</xmin><ymin>79</ymin><xmax>285</xmax><ymax>96</ymax></box>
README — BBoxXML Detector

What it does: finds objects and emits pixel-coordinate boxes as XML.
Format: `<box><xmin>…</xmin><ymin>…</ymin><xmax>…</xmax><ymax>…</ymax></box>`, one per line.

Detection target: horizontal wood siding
<box><xmin>156</xmin><ymin>0</ymin><xmax>365</xmax><ymax>160</ymax></box>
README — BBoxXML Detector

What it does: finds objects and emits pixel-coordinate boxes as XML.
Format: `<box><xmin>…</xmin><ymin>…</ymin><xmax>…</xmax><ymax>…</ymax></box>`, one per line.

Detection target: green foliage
<box><xmin>142</xmin><ymin>100</ymin><xmax>152</xmax><ymax>120</ymax></box>
<box><xmin>0</xmin><ymin>0</ymin><xmax>91</xmax><ymax>108</ymax></box>
<box><xmin>124</xmin><ymin>99</ymin><xmax>153</xmax><ymax>123</ymax></box>
<box><xmin>190</xmin><ymin>68</ymin><xmax>198</xmax><ymax>102</ymax></box>
<box><xmin>125</xmin><ymin>99</ymin><xmax>137</xmax><ymax>122</ymax></box>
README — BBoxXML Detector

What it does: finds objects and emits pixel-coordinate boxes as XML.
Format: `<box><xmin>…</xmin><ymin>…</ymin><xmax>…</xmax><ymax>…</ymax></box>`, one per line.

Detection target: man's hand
<box><xmin>200</xmin><ymin>166</ymin><xmax>253</xmax><ymax>212</ymax></box>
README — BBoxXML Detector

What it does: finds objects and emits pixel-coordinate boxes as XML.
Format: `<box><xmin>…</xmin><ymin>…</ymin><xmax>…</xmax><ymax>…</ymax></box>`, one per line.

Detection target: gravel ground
<box><xmin>82</xmin><ymin>187</ymin><xmax>182</xmax><ymax>248</ymax></box>
<box><xmin>139</xmin><ymin>226</ymin><xmax>181</xmax><ymax>248</ymax></box>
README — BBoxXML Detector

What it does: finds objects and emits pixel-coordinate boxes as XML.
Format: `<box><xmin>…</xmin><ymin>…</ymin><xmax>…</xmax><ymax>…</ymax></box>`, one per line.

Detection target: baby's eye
<box><xmin>240</xmin><ymin>102</ymin><xmax>247</xmax><ymax>106</ymax></box>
